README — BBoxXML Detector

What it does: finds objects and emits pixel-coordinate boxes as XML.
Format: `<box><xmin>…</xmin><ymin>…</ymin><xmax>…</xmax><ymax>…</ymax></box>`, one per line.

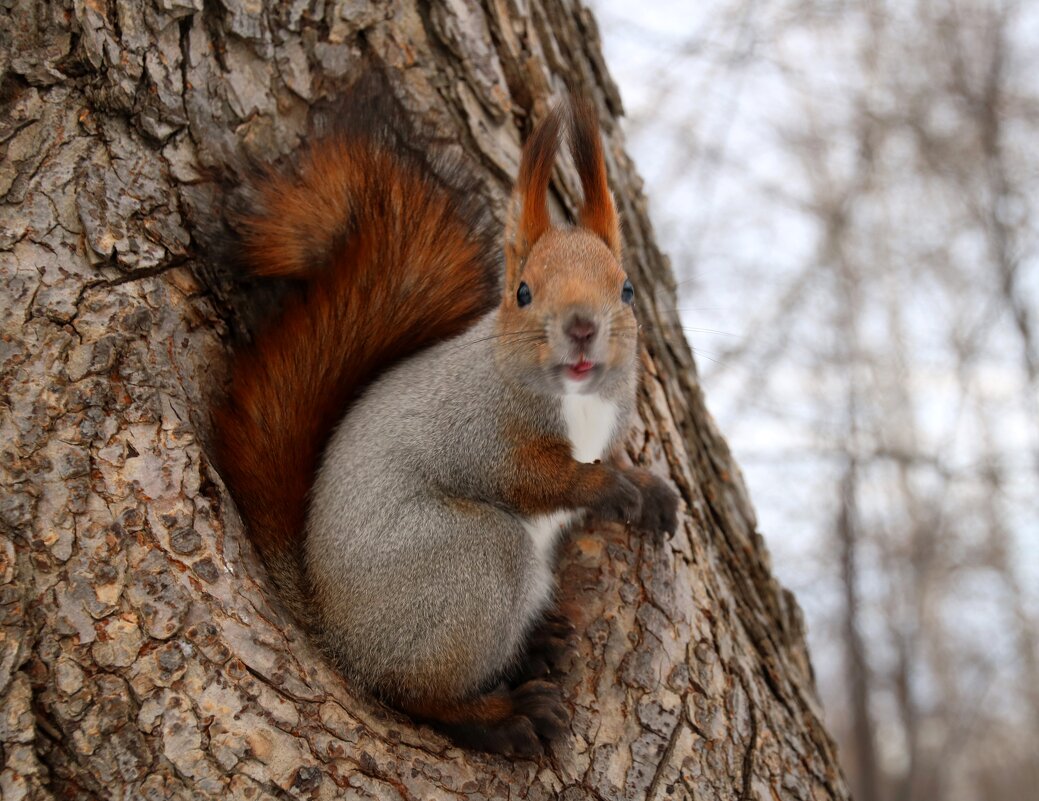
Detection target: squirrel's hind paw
<box><xmin>512</xmin><ymin>680</ymin><xmax>570</xmax><ymax>742</ymax></box>
<box><xmin>446</xmin><ymin>712</ymin><xmax>543</xmax><ymax>758</ymax></box>
<box><xmin>411</xmin><ymin>681</ymin><xmax>571</xmax><ymax>758</ymax></box>
<box><xmin>512</xmin><ymin>612</ymin><xmax>579</xmax><ymax>682</ymax></box>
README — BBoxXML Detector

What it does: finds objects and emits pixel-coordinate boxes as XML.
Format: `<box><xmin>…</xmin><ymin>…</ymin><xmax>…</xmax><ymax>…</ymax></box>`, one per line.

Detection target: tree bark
<box><xmin>0</xmin><ymin>1</ymin><xmax>850</xmax><ymax>799</ymax></box>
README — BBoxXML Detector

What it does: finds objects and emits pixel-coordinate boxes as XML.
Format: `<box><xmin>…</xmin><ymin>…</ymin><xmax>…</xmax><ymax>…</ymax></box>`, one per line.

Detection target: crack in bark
<box><xmin>645</xmin><ymin>701</ymin><xmax>688</xmax><ymax>801</ymax></box>
<box><xmin>739</xmin><ymin>693</ymin><xmax>759</xmax><ymax>801</ymax></box>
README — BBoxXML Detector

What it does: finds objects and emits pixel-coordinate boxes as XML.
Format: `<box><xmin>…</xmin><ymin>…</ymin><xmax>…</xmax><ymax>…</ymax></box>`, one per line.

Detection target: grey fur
<box><xmin>306</xmin><ymin>310</ymin><xmax>637</xmax><ymax>702</ymax></box>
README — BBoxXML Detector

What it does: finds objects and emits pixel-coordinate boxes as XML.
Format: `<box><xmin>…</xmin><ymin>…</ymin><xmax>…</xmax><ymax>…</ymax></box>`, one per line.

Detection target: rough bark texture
<box><xmin>0</xmin><ymin>1</ymin><xmax>850</xmax><ymax>799</ymax></box>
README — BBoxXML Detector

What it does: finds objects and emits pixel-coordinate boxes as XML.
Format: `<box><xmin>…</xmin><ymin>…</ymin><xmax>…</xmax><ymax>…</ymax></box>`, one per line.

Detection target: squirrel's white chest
<box><xmin>521</xmin><ymin>392</ymin><xmax>620</xmax><ymax>612</ymax></box>
<box><xmin>561</xmin><ymin>391</ymin><xmax>620</xmax><ymax>464</ymax></box>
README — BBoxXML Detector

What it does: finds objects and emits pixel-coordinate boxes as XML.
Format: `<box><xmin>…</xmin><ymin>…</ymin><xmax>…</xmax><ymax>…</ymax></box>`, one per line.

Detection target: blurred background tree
<box><xmin>590</xmin><ymin>1</ymin><xmax>1039</xmax><ymax>800</ymax></box>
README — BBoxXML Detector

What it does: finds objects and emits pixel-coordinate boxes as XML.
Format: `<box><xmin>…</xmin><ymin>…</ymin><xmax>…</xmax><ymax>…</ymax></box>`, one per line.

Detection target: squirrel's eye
<box><xmin>621</xmin><ymin>279</ymin><xmax>635</xmax><ymax>305</ymax></box>
<box><xmin>517</xmin><ymin>282</ymin><xmax>532</xmax><ymax>307</ymax></box>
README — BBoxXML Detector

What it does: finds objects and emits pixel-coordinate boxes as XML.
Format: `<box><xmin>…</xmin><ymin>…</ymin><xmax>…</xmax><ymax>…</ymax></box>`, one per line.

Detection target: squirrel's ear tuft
<box><xmin>569</xmin><ymin>99</ymin><xmax>621</xmax><ymax>258</ymax></box>
<box><xmin>505</xmin><ymin>107</ymin><xmax>564</xmax><ymax>288</ymax></box>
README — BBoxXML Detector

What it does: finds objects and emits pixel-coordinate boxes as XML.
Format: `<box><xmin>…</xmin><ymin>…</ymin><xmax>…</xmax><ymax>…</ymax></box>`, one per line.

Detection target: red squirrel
<box><xmin>212</xmin><ymin>80</ymin><xmax>679</xmax><ymax>757</ymax></box>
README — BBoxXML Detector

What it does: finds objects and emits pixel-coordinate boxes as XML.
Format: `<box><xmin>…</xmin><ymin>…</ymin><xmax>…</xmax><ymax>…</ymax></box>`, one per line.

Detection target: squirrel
<box><xmin>212</xmin><ymin>79</ymin><xmax>680</xmax><ymax>757</ymax></box>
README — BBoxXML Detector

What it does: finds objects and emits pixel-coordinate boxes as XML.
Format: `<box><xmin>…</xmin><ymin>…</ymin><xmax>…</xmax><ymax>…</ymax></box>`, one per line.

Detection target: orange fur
<box><xmin>502</xmin><ymin>98</ymin><xmax>622</xmax><ymax>313</ymax></box>
<box><xmin>506</xmin><ymin>107</ymin><xmax>564</xmax><ymax>289</ymax></box>
<box><xmin>496</xmin><ymin>228</ymin><xmax>631</xmax><ymax>377</ymax></box>
<box><xmin>569</xmin><ymin>99</ymin><xmax>621</xmax><ymax>257</ymax></box>
<box><xmin>213</xmin><ymin>112</ymin><xmax>497</xmax><ymax>574</ymax></box>
<box><xmin>398</xmin><ymin>681</ymin><xmax>567</xmax><ymax>756</ymax></box>
<box><xmin>399</xmin><ymin>692</ymin><xmax>514</xmax><ymax>725</ymax></box>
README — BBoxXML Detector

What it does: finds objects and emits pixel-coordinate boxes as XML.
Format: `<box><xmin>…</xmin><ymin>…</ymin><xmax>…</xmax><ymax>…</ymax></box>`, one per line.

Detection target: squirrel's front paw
<box><xmin>628</xmin><ymin>469</ymin><xmax>679</xmax><ymax>536</ymax></box>
<box><xmin>594</xmin><ymin>470</ymin><xmax>643</xmax><ymax>525</ymax></box>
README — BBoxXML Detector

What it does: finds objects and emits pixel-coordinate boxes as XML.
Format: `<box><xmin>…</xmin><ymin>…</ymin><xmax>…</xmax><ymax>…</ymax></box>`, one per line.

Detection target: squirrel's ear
<box><xmin>569</xmin><ymin>99</ymin><xmax>621</xmax><ymax>259</ymax></box>
<box><xmin>505</xmin><ymin>107</ymin><xmax>564</xmax><ymax>289</ymax></box>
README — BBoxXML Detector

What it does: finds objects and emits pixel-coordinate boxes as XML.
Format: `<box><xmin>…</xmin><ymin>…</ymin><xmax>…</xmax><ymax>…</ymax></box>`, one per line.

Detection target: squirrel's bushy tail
<box><xmin>212</xmin><ymin>89</ymin><xmax>498</xmax><ymax>618</ymax></box>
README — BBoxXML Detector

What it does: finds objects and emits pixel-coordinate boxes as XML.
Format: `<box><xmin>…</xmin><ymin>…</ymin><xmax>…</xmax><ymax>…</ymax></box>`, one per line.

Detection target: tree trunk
<box><xmin>0</xmin><ymin>1</ymin><xmax>850</xmax><ymax>799</ymax></box>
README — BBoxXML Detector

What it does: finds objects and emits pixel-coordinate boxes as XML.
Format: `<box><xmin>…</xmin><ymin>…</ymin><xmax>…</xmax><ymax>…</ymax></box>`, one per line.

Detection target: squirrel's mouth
<box><xmin>565</xmin><ymin>359</ymin><xmax>597</xmax><ymax>381</ymax></box>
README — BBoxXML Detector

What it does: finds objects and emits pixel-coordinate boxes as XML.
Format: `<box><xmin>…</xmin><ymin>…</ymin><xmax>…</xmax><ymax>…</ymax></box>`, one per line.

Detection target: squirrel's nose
<box><xmin>566</xmin><ymin>316</ymin><xmax>597</xmax><ymax>349</ymax></box>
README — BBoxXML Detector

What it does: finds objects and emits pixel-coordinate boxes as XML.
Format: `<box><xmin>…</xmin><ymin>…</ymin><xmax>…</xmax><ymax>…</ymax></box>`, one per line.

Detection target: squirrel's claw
<box><xmin>513</xmin><ymin>611</ymin><xmax>579</xmax><ymax>682</ymax></box>
<box><xmin>628</xmin><ymin>470</ymin><xmax>680</xmax><ymax>537</ymax></box>
<box><xmin>595</xmin><ymin>470</ymin><xmax>643</xmax><ymax>525</ymax></box>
